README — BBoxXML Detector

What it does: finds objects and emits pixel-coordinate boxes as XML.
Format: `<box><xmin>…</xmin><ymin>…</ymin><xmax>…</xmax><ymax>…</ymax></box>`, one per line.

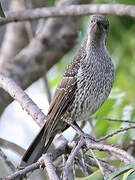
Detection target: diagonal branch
<box><xmin>1</xmin><ymin>3</ymin><xmax>135</xmax><ymax>26</ymax></box>
<box><xmin>0</xmin><ymin>137</ymin><xmax>25</xmax><ymax>156</ymax></box>
<box><xmin>0</xmin><ymin>148</ymin><xmax>16</xmax><ymax>173</ymax></box>
<box><xmin>3</xmin><ymin>135</ymin><xmax>69</xmax><ymax>180</ymax></box>
<box><xmin>90</xmin><ymin>149</ymin><xmax>106</xmax><ymax>179</ymax></box>
<box><xmin>85</xmin><ymin>139</ymin><xmax>135</xmax><ymax>163</ymax></box>
<box><xmin>97</xmin><ymin>125</ymin><xmax>135</xmax><ymax>142</ymax></box>
<box><xmin>0</xmin><ymin>0</ymin><xmax>91</xmax><ymax>116</ymax></box>
<box><xmin>76</xmin><ymin>152</ymin><xmax>117</xmax><ymax>172</ymax></box>
<box><xmin>104</xmin><ymin>117</ymin><xmax>135</xmax><ymax>124</ymax></box>
<box><xmin>2</xmin><ymin>162</ymin><xmax>40</xmax><ymax>180</ymax></box>
<box><xmin>63</xmin><ymin>139</ymin><xmax>85</xmax><ymax>180</ymax></box>
<box><xmin>0</xmin><ymin>74</ymin><xmax>46</xmax><ymax>126</ymax></box>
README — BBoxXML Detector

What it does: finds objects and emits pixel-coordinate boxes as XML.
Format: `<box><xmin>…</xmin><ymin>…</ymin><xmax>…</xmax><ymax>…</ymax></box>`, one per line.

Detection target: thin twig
<box><xmin>72</xmin><ymin>160</ymin><xmax>76</xmax><ymax>179</ymax></box>
<box><xmin>0</xmin><ymin>137</ymin><xmax>25</xmax><ymax>156</ymax></box>
<box><xmin>97</xmin><ymin>126</ymin><xmax>135</xmax><ymax>142</ymax></box>
<box><xmin>76</xmin><ymin>152</ymin><xmax>117</xmax><ymax>172</ymax></box>
<box><xmin>63</xmin><ymin>139</ymin><xmax>85</xmax><ymax>180</ymax></box>
<box><xmin>0</xmin><ymin>148</ymin><xmax>16</xmax><ymax>173</ymax></box>
<box><xmin>1</xmin><ymin>4</ymin><xmax>135</xmax><ymax>25</ymax></box>
<box><xmin>104</xmin><ymin>117</ymin><xmax>135</xmax><ymax>124</ymax></box>
<box><xmin>122</xmin><ymin>142</ymin><xmax>135</xmax><ymax>151</ymax></box>
<box><xmin>73</xmin><ymin>120</ymin><xmax>86</xmax><ymax>140</ymax></box>
<box><xmin>76</xmin><ymin>159</ymin><xmax>93</xmax><ymax>175</ymax></box>
<box><xmin>85</xmin><ymin>139</ymin><xmax>135</xmax><ymax>163</ymax></box>
<box><xmin>2</xmin><ymin>162</ymin><xmax>40</xmax><ymax>180</ymax></box>
<box><xmin>81</xmin><ymin>149</ymin><xmax>89</xmax><ymax>176</ymax></box>
<box><xmin>90</xmin><ymin>149</ymin><xmax>106</xmax><ymax>180</ymax></box>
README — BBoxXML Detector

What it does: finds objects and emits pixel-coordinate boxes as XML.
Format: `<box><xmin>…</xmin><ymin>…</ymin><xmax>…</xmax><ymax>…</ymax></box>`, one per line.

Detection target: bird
<box><xmin>20</xmin><ymin>15</ymin><xmax>114</xmax><ymax>167</ymax></box>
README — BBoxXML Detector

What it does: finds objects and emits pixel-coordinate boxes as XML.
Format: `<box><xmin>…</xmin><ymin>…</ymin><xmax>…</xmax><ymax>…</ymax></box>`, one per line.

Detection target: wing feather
<box><xmin>43</xmin><ymin>37</ymin><xmax>87</xmax><ymax>142</ymax></box>
<box><xmin>43</xmin><ymin>76</ymin><xmax>77</xmax><ymax>142</ymax></box>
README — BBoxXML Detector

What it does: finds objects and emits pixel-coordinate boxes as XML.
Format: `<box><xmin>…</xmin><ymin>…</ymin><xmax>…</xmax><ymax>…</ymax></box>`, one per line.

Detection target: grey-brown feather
<box><xmin>20</xmin><ymin>15</ymin><xmax>114</xmax><ymax>167</ymax></box>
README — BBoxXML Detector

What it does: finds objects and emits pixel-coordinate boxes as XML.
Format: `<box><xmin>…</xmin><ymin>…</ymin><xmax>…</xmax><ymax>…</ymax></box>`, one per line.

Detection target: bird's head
<box><xmin>88</xmin><ymin>15</ymin><xmax>109</xmax><ymax>46</ymax></box>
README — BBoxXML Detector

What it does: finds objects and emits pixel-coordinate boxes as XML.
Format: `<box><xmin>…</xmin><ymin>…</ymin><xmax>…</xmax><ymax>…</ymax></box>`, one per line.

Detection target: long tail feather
<box><xmin>20</xmin><ymin>125</ymin><xmax>54</xmax><ymax>167</ymax></box>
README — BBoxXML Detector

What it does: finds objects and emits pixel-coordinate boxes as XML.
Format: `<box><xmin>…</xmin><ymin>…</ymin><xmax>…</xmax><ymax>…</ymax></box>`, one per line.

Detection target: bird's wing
<box><xmin>43</xmin><ymin>38</ymin><xmax>87</xmax><ymax>142</ymax></box>
<box><xmin>43</xmin><ymin>75</ymin><xmax>77</xmax><ymax>142</ymax></box>
<box><xmin>21</xmin><ymin>75</ymin><xmax>77</xmax><ymax>165</ymax></box>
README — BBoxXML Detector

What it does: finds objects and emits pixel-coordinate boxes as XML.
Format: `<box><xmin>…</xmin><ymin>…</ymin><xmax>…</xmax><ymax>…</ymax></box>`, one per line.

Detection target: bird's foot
<box><xmin>80</xmin><ymin>132</ymin><xmax>96</xmax><ymax>143</ymax></box>
<box><xmin>66</xmin><ymin>121</ymin><xmax>96</xmax><ymax>142</ymax></box>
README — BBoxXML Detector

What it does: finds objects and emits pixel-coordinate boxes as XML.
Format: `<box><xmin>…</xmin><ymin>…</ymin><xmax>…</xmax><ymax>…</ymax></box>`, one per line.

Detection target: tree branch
<box><xmin>104</xmin><ymin>117</ymin><xmax>135</xmax><ymax>124</ymax></box>
<box><xmin>1</xmin><ymin>3</ymin><xmax>135</xmax><ymax>26</ymax></box>
<box><xmin>4</xmin><ymin>135</ymin><xmax>133</xmax><ymax>179</ymax></box>
<box><xmin>0</xmin><ymin>74</ymin><xmax>46</xmax><ymax>126</ymax></box>
<box><xmin>2</xmin><ymin>162</ymin><xmax>40</xmax><ymax>180</ymax></box>
<box><xmin>0</xmin><ymin>0</ymin><xmax>91</xmax><ymax>116</ymax></box>
<box><xmin>63</xmin><ymin>139</ymin><xmax>84</xmax><ymax>180</ymax></box>
<box><xmin>85</xmin><ymin>139</ymin><xmax>135</xmax><ymax>163</ymax></box>
<box><xmin>1</xmin><ymin>73</ymin><xmax>134</xmax><ymax>178</ymax></box>
<box><xmin>97</xmin><ymin>125</ymin><xmax>135</xmax><ymax>142</ymax></box>
<box><xmin>3</xmin><ymin>135</ymin><xmax>69</xmax><ymax>180</ymax></box>
<box><xmin>40</xmin><ymin>154</ymin><xmax>60</xmax><ymax>180</ymax></box>
<box><xmin>0</xmin><ymin>148</ymin><xmax>16</xmax><ymax>173</ymax></box>
<box><xmin>90</xmin><ymin>149</ymin><xmax>105</xmax><ymax>179</ymax></box>
<box><xmin>0</xmin><ymin>137</ymin><xmax>25</xmax><ymax>156</ymax></box>
<box><xmin>76</xmin><ymin>152</ymin><xmax>117</xmax><ymax>172</ymax></box>
<box><xmin>0</xmin><ymin>0</ymin><xmax>31</xmax><ymax>64</ymax></box>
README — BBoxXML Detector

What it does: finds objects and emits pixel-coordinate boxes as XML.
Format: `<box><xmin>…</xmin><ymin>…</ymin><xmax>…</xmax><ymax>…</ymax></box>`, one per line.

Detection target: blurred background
<box><xmin>0</xmin><ymin>0</ymin><xmax>135</xmax><ymax>179</ymax></box>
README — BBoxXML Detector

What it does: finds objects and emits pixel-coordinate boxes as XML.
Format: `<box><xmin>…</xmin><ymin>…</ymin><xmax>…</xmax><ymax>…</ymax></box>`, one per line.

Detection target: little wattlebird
<box><xmin>20</xmin><ymin>15</ymin><xmax>114</xmax><ymax>167</ymax></box>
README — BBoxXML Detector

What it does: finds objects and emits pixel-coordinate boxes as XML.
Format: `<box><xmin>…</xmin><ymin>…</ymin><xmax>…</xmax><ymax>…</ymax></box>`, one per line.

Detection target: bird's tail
<box><xmin>20</xmin><ymin>124</ymin><xmax>54</xmax><ymax>167</ymax></box>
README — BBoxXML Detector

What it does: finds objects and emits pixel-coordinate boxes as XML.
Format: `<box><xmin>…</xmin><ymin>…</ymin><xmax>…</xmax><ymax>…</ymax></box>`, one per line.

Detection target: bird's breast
<box><xmin>71</xmin><ymin>56</ymin><xmax>114</xmax><ymax>122</ymax></box>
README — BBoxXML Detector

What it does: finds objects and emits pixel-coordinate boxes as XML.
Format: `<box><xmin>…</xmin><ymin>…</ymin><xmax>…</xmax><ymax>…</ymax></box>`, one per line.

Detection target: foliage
<box><xmin>107</xmin><ymin>163</ymin><xmax>135</xmax><ymax>180</ymax></box>
<box><xmin>75</xmin><ymin>170</ymin><xmax>103</xmax><ymax>180</ymax></box>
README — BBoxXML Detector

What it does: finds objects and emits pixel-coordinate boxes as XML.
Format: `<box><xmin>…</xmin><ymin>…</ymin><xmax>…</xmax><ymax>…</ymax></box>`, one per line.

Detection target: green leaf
<box><xmin>75</xmin><ymin>170</ymin><xmax>104</xmax><ymax>180</ymax></box>
<box><xmin>0</xmin><ymin>2</ymin><xmax>5</xmax><ymax>18</ymax></box>
<box><xmin>48</xmin><ymin>0</ymin><xmax>55</xmax><ymax>6</ymax></box>
<box><xmin>115</xmin><ymin>0</ymin><xmax>135</xmax><ymax>5</ymax></box>
<box><xmin>123</xmin><ymin>169</ymin><xmax>135</xmax><ymax>180</ymax></box>
<box><xmin>126</xmin><ymin>171</ymin><xmax>135</xmax><ymax>180</ymax></box>
<box><xmin>107</xmin><ymin>163</ymin><xmax>135</xmax><ymax>180</ymax></box>
<box><xmin>95</xmin><ymin>98</ymin><xmax>116</xmax><ymax>136</ymax></box>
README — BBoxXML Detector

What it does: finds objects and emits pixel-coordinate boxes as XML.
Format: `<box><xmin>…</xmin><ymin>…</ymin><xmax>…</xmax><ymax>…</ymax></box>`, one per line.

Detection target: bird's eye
<box><xmin>97</xmin><ymin>21</ymin><xmax>101</xmax><ymax>26</ymax></box>
<box><xmin>103</xmin><ymin>24</ymin><xmax>108</xmax><ymax>30</ymax></box>
<box><xmin>91</xmin><ymin>20</ymin><xmax>94</xmax><ymax>23</ymax></box>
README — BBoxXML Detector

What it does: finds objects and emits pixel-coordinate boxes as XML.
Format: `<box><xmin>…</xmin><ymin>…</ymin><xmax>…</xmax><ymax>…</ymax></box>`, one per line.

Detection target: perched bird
<box><xmin>20</xmin><ymin>15</ymin><xmax>114</xmax><ymax>166</ymax></box>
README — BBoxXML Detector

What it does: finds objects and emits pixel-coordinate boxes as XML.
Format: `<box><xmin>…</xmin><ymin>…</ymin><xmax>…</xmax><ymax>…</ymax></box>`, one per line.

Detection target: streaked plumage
<box><xmin>20</xmin><ymin>15</ymin><xmax>114</xmax><ymax>167</ymax></box>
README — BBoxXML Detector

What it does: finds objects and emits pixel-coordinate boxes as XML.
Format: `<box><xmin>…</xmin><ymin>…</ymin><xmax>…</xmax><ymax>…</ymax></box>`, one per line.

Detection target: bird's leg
<box><xmin>67</xmin><ymin>121</ymin><xmax>96</xmax><ymax>142</ymax></box>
